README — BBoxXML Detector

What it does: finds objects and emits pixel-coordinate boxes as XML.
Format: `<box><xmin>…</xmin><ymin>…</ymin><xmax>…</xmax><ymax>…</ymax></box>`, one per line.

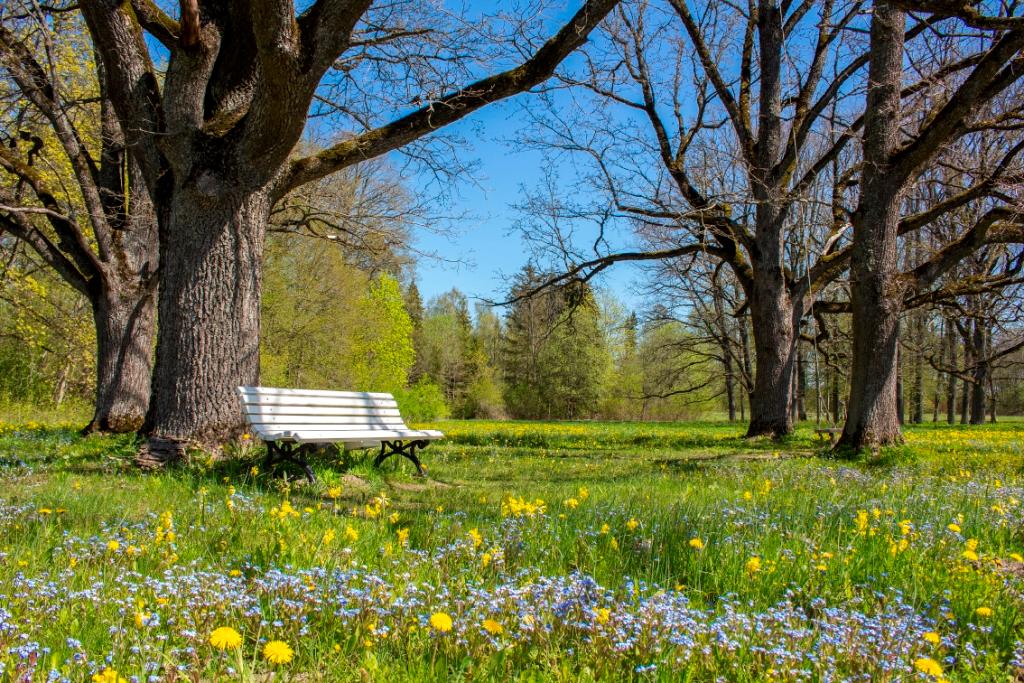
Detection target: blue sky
<box><xmin>398</xmin><ymin>93</ymin><xmax>645</xmax><ymax>314</ymax></box>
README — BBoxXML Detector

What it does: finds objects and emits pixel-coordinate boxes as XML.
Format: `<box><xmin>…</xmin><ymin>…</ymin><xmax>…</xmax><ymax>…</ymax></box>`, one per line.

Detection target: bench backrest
<box><xmin>237</xmin><ymin>386</ymin><xmax>409</xmax><ymax>437</ymax></box>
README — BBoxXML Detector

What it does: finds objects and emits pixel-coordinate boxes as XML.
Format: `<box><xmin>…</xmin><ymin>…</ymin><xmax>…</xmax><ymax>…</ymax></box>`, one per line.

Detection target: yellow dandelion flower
<box><xmin>625</xmin><ymin>518</ymin><xmax>639</xmax><ymax>531</ymax></box>
<box><xmin>106</xmin><ymin>540</ymin><xmax>120</xmax><ymax>553</ymax></box>
<box><xmin>962</xmin><ymin>550</ymin><xmax>979</xmax><ymax>562</ymax></box>
<box><xmin>263</xmin><ymin>639</ymin><xmax>294</xmax><ymax>664</ymax></box>
<box><xmin>745</xmin><ymin>556</ymin><xmax>762</xmax><ymax>574</ymax></box>
<box><xmin>134</xmin><ymin>611</ymin><xmax>150</xmax><ymax>629</ymax></box>
<box><xmin>922</xmin><ymin>631</ymin><xmax>941</xmax><ymax>645</ymax></box>
<box><xmin>91</xmin><ymin>668</ymin><xmax>126</xmax><ymax>683</ymax></box>
<box><xmin>1010</xmin><ymin>553</ymin><xmax>1024</xmax><ymax>562</ymax></box>
<box><xmin>688</xmin><ymin>538</ymin><xmax>704</xmax><ymax>550</ymax></box>
<box><xmin>975</xmin><ymin>606</ymin><xmax>993</xmax><ymax>618</ymax></box>
<box><xmin>209</xmin><ymin>626</ymin><xmax>243</xmax><ymax>650</ymax></box>
<box><xmin>599</xmin><ymin>523</ymin><xmax>610</xmax><ymax>535</ymax></box>
<box><xmin>482</xmin><ymin>619</ymin><xmax>504</xmax><ymax>635</ymax></box>
<box><xmin>947</xmin><ymin>523</ymin><xmax>961</xmax><ymax>534</ymax></box>
<box><xmin>430</xmin><ymin>612</ymin><xmax>453</xmax><ymax>632</ymax></box>
<box><xmin>914</xmin><ymin>657</ymin><xmax>943</xmax><ymax>677</ymax></box>
<box><xmin>595</xmin><ymin>608</ymin><xmax>611</xmax><ymax>625</ymax></box>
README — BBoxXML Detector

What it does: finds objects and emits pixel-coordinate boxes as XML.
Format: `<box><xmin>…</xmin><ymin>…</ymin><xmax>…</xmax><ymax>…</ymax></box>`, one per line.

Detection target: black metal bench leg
<box><xmin>265</xmin><ymin>442</ymin><xmax>316</xmax><ymax>483</ymax></box>
<box><xmin>402</xmin><ymin>441</ymin><xmax>426</xmax><ymax>477</ymax></box>
<box><xmin>265</xmin><ymin>442</ymin><xmax>282</xmax><ymax>471</ymax></box>
<box><xmin>285</xmin><ymin>444</ymin><xmax>316</xmax><ymax>483</ymax></box>
<box><xmin>373</xmin><ymin>440</ymin><xmax>427</xmax><ymax>477</ymax></box>
<box><xmin>373</xmin><ymin>441</ymin><xmax>391</xmax><ymax>468</ymax></box>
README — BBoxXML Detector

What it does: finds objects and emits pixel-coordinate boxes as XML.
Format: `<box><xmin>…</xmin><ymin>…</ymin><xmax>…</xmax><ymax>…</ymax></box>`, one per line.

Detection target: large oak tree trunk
<box><xmin>839</xmin><ymin>219</ymin><xmax>904</xmax><ymax>448</ymax></box>
<box><xmin>838</xmin><ymin>2</ymin><xmax>905</xmax><ymax>450</ymax></box>
<box><xmin>86</xmin><ymin>288</ymin><xmax>156</xmax><ymax>432</ymax></box>
<box><xmin>137</xmin><ymin>187</ymin><xmax>268</xmax><ymax>465</ymax></box>
<box><xmin>86</xmin><ymin>154</ymin><xmax>159</xmax><ymax>434</ymax></box>
<box><xmin>745</xmin><ymin>276</ymin><xmax>796</xmax><ymax>437</ymax></box>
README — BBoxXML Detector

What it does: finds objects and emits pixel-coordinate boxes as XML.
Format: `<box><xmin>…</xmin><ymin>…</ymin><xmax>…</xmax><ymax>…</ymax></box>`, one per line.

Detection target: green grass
<box><xmin>0</xmin><ymin>418</ymin><xmax>1022</xmax><ymax>681</ymax></box>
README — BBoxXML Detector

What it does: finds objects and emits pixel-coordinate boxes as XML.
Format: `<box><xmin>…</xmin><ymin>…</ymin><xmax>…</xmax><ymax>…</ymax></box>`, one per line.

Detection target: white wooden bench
<box><xmin>237</xmin><ymin>386</ymin><xmax>443</xmax><ymax>481</ymax></box>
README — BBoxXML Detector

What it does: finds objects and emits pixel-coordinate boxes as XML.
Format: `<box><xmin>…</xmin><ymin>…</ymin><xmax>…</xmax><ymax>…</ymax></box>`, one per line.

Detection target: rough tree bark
<box><xmin>838</xmin><ymin>2</ymin><xmax>906</xmax><ymax>449</ymax></box>
<box><xmin>90</xmin><ymin>290</ymin><xmax>156</xmax><ymax>431</ymax></box>
<box><xmin>139</xmin><ymin>189</ymin><xmax>268</xmax><ymax>455</ymax></box>
<box><xmin>745</xmin><ymin>277</ymin><xmax>797</xmax><ymax>436</ymax></box>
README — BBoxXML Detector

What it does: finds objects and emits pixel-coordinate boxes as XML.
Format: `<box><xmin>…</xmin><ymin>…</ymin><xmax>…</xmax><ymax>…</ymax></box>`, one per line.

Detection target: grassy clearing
<box><xmin>0</xmin><ymin>419</ymin><xmax>1022</xmax><ymax>681</ymax></box>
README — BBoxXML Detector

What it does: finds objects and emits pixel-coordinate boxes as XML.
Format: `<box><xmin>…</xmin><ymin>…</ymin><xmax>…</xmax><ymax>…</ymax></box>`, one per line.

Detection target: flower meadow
<box><xmin>0</xmin><ymin>419</ymin><xmax>1022</xmax><ymax>681</ymax></box>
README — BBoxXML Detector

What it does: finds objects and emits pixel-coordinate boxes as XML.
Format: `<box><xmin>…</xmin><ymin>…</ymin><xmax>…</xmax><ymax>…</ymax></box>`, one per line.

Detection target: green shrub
<box><xmin>395</xmin><ymin>378</ymin><xmax>450</xmax><ymax>421</ymax></box>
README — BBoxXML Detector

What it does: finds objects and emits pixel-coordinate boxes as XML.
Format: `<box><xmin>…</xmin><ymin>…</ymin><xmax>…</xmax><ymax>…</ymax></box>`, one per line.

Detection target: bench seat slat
<box><xmin>244</xmin><ymin>406</ymin><xmax>402</xmax><ymax>417</ymax></box>
<box><xmin>251</xmin><ymin>421</ymin><xmax>411</xmax><ymax>431</ymax></box>
<box><xmin>238</xmin><ymin>386</ymin><xmax>394</xmax><ymax>399</ymax></box>
<box><xmin>247</xmin><ymin>414</ymin><xmax>407</xmax><ymax>424</ymax></box>
<box><xmin>241</xmin><ymin>396</ymin><xmax>398</xmax><ymax>409</ymax></box>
